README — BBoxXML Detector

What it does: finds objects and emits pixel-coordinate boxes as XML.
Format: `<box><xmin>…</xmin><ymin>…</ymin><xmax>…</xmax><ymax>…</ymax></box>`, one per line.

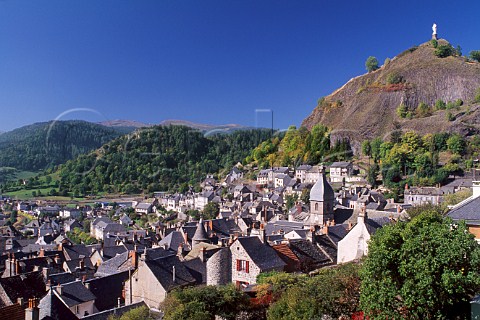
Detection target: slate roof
<box><xmin>447</xmin><ymin>196</ymin><xmax>480</xmax><ymax>224</ymax></box>
<box><xmin>158</xmin><ymin>231</ymin><xmax>185</xmax><ymax>251</ymax></box>
<box><xmin>192</xmin><ymin>220</ymin><xmax>209</xmax><ymax>242</ymax></box>
<box><xmin>265</xmin><ymin>221</ymin><xmax>304</xmax><ymax>235</ymax></box>
<box><xmin>365</xmin><ymin>217</ymin><xmax>392</xmax><ymax>235</ymax></box>
<box><xmin>56</xmin><ymin>280</ymin><xmax>96</xmax><ymax>307</ymax></box>
<box><xmin>102</xmin><ymin>245</ymin><xmax>128</xmax><ymax>260</ymax></box>
<box><xmin>323</xmin><ymin>224</ymin><xmax>349</xmax><ymax>244</ymax></box>
<box><xmin>330</xmin><ymin>161</ymin><xmax>352</xmax><ymax>168</ymax></box>
<box><xmin>82</xmin><ymin>301</ymin><xmax>148</xmax><ymax>320</ymax></box>
<box><xmin>289</xmin><ymin>239</ymin><xmax>332</xmax><ymax>269</ymax></box>
<box><xmin>95</xmin><ymin>252</ymin><xmax>133</xmax><ymax>277</ymax></box>
<box><xmin>310</xmin><ymin>173</ymin><xmax>334</xmax><ymax>202</ymax></box>
<box><xmin>48</xmin><ymin>272</ymin><xmax>77</xmax><ymax>286</ymax></box>
<box><xmin>39</xmin><ymin>289</ymin><xmax>79</xmax><ymax>320</ymax></box>
<box><xmin>236</xmin><ymin>237</ymin><xmax>286</xmax><ymax>271</ymax></box>
<box><xmin>0</xmin><ymin>271</ymin><xmax>46</xmax><ymax>307</ymax></box>
<box><xmin>63</xmin><ymin>244</ymin><xmax>93</xmax><ymax>261</ymax></box>
<box><xmin>144</xmin><ymin>255</ymin><xmax>196</xmax><ymax>291</ymax></box>
<box><xmin>85</xmin><ymin>271</ymin><xmax>130</xmax><ymax>312</ymax></box>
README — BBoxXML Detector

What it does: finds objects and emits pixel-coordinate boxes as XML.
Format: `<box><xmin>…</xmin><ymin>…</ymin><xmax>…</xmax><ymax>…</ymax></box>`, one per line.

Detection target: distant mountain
<box><xmin>302</xmin><ymin>39</ymin><xmax>480</xmax><ymax>147</ymax></box>
<box><xmin>0</xmin><ymin>120</ymin><xmax>133</xmax><ymax>171</ymax></box>
<box><xmin>99</xmin><ymin>119</ymin><xmax>153</xmax><ymax>128</ymax></box>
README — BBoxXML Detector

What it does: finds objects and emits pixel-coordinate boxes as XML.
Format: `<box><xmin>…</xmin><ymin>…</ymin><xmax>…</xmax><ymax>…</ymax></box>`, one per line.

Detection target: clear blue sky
<box><xmin>1</xmin><ymin>0</ymin><xmax>479</xmax><ymax>132</ymax></box>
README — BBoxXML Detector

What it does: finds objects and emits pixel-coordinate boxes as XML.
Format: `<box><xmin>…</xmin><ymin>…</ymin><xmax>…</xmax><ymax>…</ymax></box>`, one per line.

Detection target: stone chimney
<box><xmin>129</xmin><ymin>250</ymin><xmax>138</xmax><ymax>268</ymax></box>
<box><xmin>199</xmin><ymin>247</ymin><xmax>206</xmax><ymax>262</ymax></box>
<box><xmin>79</xmin><ymin>258</ymin><xmax>85</xmax><ymax>270</ymax></box>
<box><xmin>322</xmin><ymin>224</ymin><xmax>329</xmax><ymax>235</ymax></box>
<box><xmin>259</xmin><ymin>224</ymin><xmax>266</xmax><ymax>244</ymax></box>
<box><xmin>25</xmin><ymin>298</ymin><xmax>39</xmax><ymax>320</ymax></box>
<box><xmin>473</xmin><ymin>181</ymin><xmax>480</xmax><ymax>198</ymax></box>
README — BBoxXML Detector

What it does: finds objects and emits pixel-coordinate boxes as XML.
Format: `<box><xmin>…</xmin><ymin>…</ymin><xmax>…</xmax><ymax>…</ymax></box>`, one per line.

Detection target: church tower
<box><xmin>309</xmin><ymin>170</ymin><xmax>335</xmax><ymax>225</ymax></box>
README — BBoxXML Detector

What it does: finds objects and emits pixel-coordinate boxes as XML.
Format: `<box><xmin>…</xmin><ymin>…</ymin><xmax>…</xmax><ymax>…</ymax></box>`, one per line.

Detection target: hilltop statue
<box><xmin>432</xmin><ymin>23</ymin><xmax>438</xmax><ymax>40</ymax></box>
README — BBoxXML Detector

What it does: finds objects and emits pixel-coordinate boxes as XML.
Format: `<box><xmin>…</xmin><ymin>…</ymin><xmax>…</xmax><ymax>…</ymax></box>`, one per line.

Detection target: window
<box><xmin>236</xmin><ymin>259</ymin><xmax>249</xmax><ymax>273</ymax></box>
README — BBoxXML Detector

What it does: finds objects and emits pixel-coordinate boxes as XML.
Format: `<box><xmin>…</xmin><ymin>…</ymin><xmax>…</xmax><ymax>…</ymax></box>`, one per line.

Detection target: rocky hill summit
<box><xmin>302</xmin><ymin>39</ymin><xmax>480</xmax><ymax>148</ymax></box>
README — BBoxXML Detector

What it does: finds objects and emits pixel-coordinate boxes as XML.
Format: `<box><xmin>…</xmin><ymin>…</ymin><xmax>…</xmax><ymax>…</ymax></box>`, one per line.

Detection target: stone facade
<box><xmin>230</xmin><ymin>242</ymin><xmax>261</xmax><ymax>286</ymax></box>
<box><xmin>206</xmin><ymin>248</ymin><xmax>231</xmax><ymax>286</ymax></box>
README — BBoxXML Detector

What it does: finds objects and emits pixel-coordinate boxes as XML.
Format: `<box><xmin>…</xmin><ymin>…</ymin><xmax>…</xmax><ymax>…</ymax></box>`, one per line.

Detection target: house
<box><xmin>329</xmin><ymin>162</ymin><xmax>353</xmax><ymax>183</ymax></box>
<box><xmin>90</xmin><ymin>217</ymin><xmax>126</xmax><ymax>241</ymax></box>
<box><xmin>40</xmin><ymin>281</ymin><xmax>96</xmax><ymax>318</ymax></box>
<box><xmin>135</xmin><ymin>202</ymin><xmax>154</xmax><ymax>215</ymax></box>
<box><xmin>337</xmin><ymin>210</ymin><xmax>391</xmax><ymax>263</ymax></box>
<box><xmin>0</xmin><ymin>271</ymin><xmax>46</xmax><ymax>308</ymax></box>
<box><xmin>305</xmin><ymin>165</ymin><xmax>324</xmax><ymax>184</ymax></box>
<box><xmin>64</xmin><ymin>219</ymin><xmax>83</xmax><ymax>233</ymax></box>
<box><xmin>60</xmin><ymin>208</ymin><xmax>82</xmax><ymax>219</ymax></box>
<box><xmin>446</xmin><ymin>182</ymin><xmax>480</xmax><ymax>242</ymax></box>
<box><xmin>295</xmin><ymin>165</ymin><xmax>312</xmax><ymax>183</ymax></box>
<box><xmin>404</xmin><ymin>186</ymin><xmax>445</xmax><ymax>206</ymax></box>
<box><xmin>230</xmin><ymin>236</ymin><xmax>286</xmax><ymax>287</ymax></box>
<box><xmin>125</xmin><ymin>253</ymin><xmax>196</xmax><ymax>308</ymax></box>
<box><xmin>274</xmin><ymin>174</ymin><xmax>292</xmax><ymax>188</ymax></box>
<box><xmin>224</xmin><ymin>167</ymin><xmax>244</xmax><ymax>186</ymax></box>
<box><xmin>195</xmin><ymin>191</ymin><xmax>215</xmax><ymax>211</ymax></box>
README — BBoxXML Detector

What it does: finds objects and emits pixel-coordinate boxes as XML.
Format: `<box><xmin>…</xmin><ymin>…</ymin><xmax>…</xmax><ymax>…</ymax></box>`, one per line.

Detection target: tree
<box><xmin>470</xmin><ymin>50</ymin><xmax>480</xmax><ymax>62</ymax></box>
<box><xmin>360</xmin><ymin>211</ymin><xmax>480</xmax><ymax>319</ymax></box>
<box><xmin>267</xmin><ymin>263</ymin><xmax>361</xmax><ymax>320</ymax></box>
<box><xmin>435</xmin><ymin>99</ymin><xmax>446</xmax><ymax>110</ymax></box>
<box><xmin>446</xmin><ymin>134</ymin><xmax>465</xmax><ymax>155</ymax></box>
<box><xmin>367</xmin><ymin>163</ymin><xmax>379</xmax><ymax>187</ymax></box>
<box><xmin>107</xmin><ymin>305</ymin><xmax>154</xmax><ymax>320</ymax></box>
<box><xmin>365</xmin><ymin>56</ymin><xmax>379</xmax><ymax>72</ymax></box>
<box><xmin>415</xmin><ymin>102</ymin><xmax>431</xmax><ymax>117</ymax></box>
<box><xmin>361</xmin><ymin>140</ymin><xmax>371</xmax><ymax>157</ymax></box>
<box><xmin>396</xmin><ymin>103</ymin><xmax>407</xmax><ymax>118</ymax></box>
<box><xmin>203</xmin><ymin>202</ymin><xmax>219</xmax><ymax>220</ymax></box>
<box><xmin>434</xmin><ymin>44</ymin><xmax>455</xmax><ymax>58</ymax></box>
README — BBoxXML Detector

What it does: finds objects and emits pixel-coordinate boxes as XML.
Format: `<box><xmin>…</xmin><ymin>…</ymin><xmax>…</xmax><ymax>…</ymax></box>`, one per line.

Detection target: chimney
<box><xmin>397</xmin><ymin>205</ymin><xmax>401</xmax><ymax>214</ymax></box>
<box><xmin>183</xmin><ymin>231</ymin><xmax>188</xmax><ymax>245</ymax></box>
<box><xmin>348</xmin><ymin>221</ymin><xmax>353</xmax><ymax>230</ymax></box>
<box><xmin>209</xmin><ymin>220</ymin><xmax>213</xmax><ymax>232</ymax></box>
<box><xmin>38</xmin><ymin>248</ymin><xmax>45</xmax><ymax>257</ymax></box>
<box><xmin>172</xmin><ymin>265</ymin><xmax>176</xmax><ymax>283</ymax></box>
<box><xmin>17</xmin><ymin>297</ymin><xmax>24</xmax><ymax>308</ymax></box>
<box><xmin>55</xmin><ymin>284</ymin><xmax>62</xmax><ymax>295</ymax></box>
<box><xmin>84</xmin><ymin>281</ymin><xmax>90</xmax><ymax>290</ymax></box>
<box><xmin>79</xmin><ymin>258</ymin><xmax>85</xmax><ymax>270</ymax></box>
<box><xmin>42</xmin><ymin>267</ymin><xmax>50</xmax><ymax>280</ymax></box>
<box><xmin>117</xmin><ymin>297</ymin><xmax>121</xmax><ymax>308</ymax></box>
<box><xmin>129</xmin><ymin>250</ymin><xmax>138</xmax><ymax>268</ymax></box>
<box><xmin>199</xmin><ymin>247</ymin><xmax>207</xmax><ymax>262</ymax></box>
<box><xmin>473</xmin><ymin>181</ymin><xmax>480</xmax><ymax>198</ymax></box>
<box><xmin>25</xmin><ymin>299</ymin><xmax>39</xmax><ymax>320</ymax></box>
<box><xmin>259</xmin><ymin>223</ymin><xmax>266</xmax><ymax>244</ymax></box>
<box><xmin>54</xmin><ymin>254</ymin><xmax>61</xmax><ymax>265</ymax></box>
<box><xmin>322</xmin><ymin>224</ymin><xmax>329</xmax><ymax>235</ymax></box>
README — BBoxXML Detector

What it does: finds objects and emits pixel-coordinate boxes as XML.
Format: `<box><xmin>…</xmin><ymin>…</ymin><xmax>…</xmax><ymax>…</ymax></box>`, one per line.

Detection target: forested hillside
<box><xmin>0</xmin><ymin>120</ymin><xmax>131</xmax><ymax>171</ymax></box>
<box><xmin>58</xmin><ymin>125</ymin><xmax>272</xmax><ymax>195</ymax></box>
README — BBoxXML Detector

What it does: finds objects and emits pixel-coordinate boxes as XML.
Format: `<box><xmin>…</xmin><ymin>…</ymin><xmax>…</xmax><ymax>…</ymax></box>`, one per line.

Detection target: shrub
<box><xmin>475</xmin><ymin>88</ymin><xmax>480</xmax><ymax>103</ymax></box>
<box><xmin>446</xmin><ymin>111</ymin><xmax>454</xmax><ymax>121</ymax></box>
<box><xmin>386</xmin><ymin>72</ymin><xmax>403</xmax><ymax>84</ymax></box>
<box><xmin>396</xmin><ymin>103</ymin><xmax>407</xmax><ymax>118</ymax></box>
<box><xmin>434</xmin><ymin>99</ymin><xmax>446</xmax><ymax>110</ymax></box>
<box><xmin>384</xmin><ymin>57</ymin><xmax>391</xmax><ymax>66</ymax></box>
<box><xmin>445</xmin><ymin>101</ymin><xmax>457</xmax><ymax>110</ymax></box>
<box><xmin>365</xmin><ymin>56</ymin><xmax>379</xmax><ymax>72</ymax></box>
<box><xmin>434</xmin><ymin>44</ymin><xmax>455</xmax><ymax>58</ymax></box>
<box><xmin>470</xmin><ymin>50</ymin><xmax>480</xmax><ymax>62</ymax></box>
<box><xmin>455</xmin><ymin>99</ymin><xmax>463</xmax><ymax>107</ymax></box>
<box><xmin>431</xmin><ymin>39</ymin><xmax>438</xmax><ymax>48</ymax></box>
<box><xmin>416</xmin><ymin>102</ymin><xmax>431</xmax><ymax>117</ymax></box>
<box><xmin>406</xmin><ymin>111</ymin><xmax>414</xmax><ymax>119</ymax></box>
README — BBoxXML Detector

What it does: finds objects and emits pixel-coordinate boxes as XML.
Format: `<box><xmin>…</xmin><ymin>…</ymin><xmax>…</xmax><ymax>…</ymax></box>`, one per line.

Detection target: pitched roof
<box><xmin>192</xmin><ymin>220</ymin><xmax>209</xmax><ymax>242</ymax></box>
<box><xmin>39</xmin><ymin>289</ymin><xmax>79</xmax><ymax>320</ymax></box>
<box><xmin>82</xmin><ymin>301</ymin><xmax>148</xmax><ymax>320</ymax></box>
<box><xmin>144</xmin><ymin>255</ymin><xmax>196</xmax><ymax>291</ymax></box>
<box><xmin>95</xmin><ymin>251</ymin><xmax>133</xmax><ymax>277</ymax></box>
<box><xmin>56</xmin><ymin>280</ymin><xmax>96</xmax><ymax>307</ymax></box>
<box><xmin>447</xmin><ymin>195</ymin><xmax>480</xmax><ymax>223</ymax></box>
<box><xmin>310</xmin><ymin>173</ymin><xmax>334</xmax><ymax>202</ymax></box>
<box><xmin>235</xmin><ymin>237</ymin><xmax>286</xmax><ymax>270</ymax></box>
<box><xmin>158</xmin><ymin>231</ymin><xmax>185</xmax><ymax>251</ymax></box>
<box><xmin>85</xmin><ymin>271</ymin><xmax>130</xmax><ymax>312</ymax></box>
<box><xmin>289</xmin><ymin>239</ymin><xmax>332</xmax><ymax>268</ymax></box>
<box><xmin>0</xmin><ymin>271</ymin><xmax>46</xmax><ymax>307</ymax></box>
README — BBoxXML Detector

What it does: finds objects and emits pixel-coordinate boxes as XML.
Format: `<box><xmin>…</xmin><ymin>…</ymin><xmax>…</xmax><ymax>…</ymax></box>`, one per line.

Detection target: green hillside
<box><xmin>0</xmin><ymin>120</ymin><xmax>132</xmax><ymax>171</ymax></box>
<box><xmin>57</xmin><ymin>125</ymin><xmax>272</xmax><ymax>195</ymax></box>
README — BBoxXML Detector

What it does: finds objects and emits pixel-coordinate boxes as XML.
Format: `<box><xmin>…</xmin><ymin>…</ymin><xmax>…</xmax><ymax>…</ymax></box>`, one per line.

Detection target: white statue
<box><xmin>432</xmin><ymin>23</ymin><xmax>437</xmax><ymax>35</ymax></box>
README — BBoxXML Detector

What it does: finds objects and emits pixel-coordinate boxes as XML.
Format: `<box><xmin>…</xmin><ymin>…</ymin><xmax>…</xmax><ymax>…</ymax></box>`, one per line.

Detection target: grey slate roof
<box><xmin>85</xmin><ymin>271</ymin><xmax>130</xmax><ymax>312</ymax></box>
<box><xmin>144</xmin><ymin>255</ymin><xmax>196</xmax><ymax>291</ymax></box>
<box><xmin>236</xmin><ymin>237</ymin><xmax>286</xmax><ymax>271</ymax></box>
<box><xmin>158</xmin><ymin>231</ymin><xmax>185</xmax><ymax>251</ymax></box>
<box><xmin>192</xmin><ymin>220</ymin><xmax>209</xmax><ymax>242</ymax></box>
<box><xmin>447</xmin><ymin>196</ymin><xmax>480</xmax><ymax>224</ymax></box>
<box><xmin>82</xmin><ymin>301</ymin><xmax>147</xmax><ymax>320</ymax></box>
<box><xmin>310</xmin><ymin>173</ymin><xmax>334</xmax><ymax>202</ymax></box>
<box><xmin>39</xmin><ymin>289</ymin><xmax>79</xmax><ymax>320</ymax></box>
<box><xmin>95</xmin><ymin>251</ymin><xmax>133</xmax><ymax>277</ymax></box>
<box><xmin>55</xmin><ymin>280</ymin><xmax>96</xmax><ymax>307</ymax></box>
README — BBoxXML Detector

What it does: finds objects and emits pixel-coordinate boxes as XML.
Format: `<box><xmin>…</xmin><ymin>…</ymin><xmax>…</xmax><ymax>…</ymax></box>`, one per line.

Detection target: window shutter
<box><xmin>236</xmin><ymin>259</ymin><xmax>240</xmax><ymax>271</ymax></box>
<box><xmin>246</xmin><ymin>261</ymin><xmax>249</xmax><ymax>273</ymax></box>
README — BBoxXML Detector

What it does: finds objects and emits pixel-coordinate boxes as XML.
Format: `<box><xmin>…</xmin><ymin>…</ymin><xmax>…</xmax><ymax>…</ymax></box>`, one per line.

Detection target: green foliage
<box><xmin>456</xmin><ymin>45</ymin><xmax>462</xmax><ymax>56</ymax></box>
<box><xmin>0</xmin><ymin>120</ymin><xmax>128</xmax><ymax>171</ymax></box>
<box><xmin>58</xmin><ymin>126</ymin><xmax>272</xmax><ymax>194</ymax></box>
<box><xmin>386</xmin><ymin>72</ymin><xmax>403</xmax><ymax>84</ymax></box>
<box><xmin>455</xmin><ymin>98</ymin><xmax>463</xmax><ymax>107</ymax></box>
<box><xmin>415</xmin><ymin>102</ymin><xmax>431</xmax><ymax>117</ymax></box>
<box><xmin>470</xmin><ymin>50</ymin><xmax>480</xmax><ymax>62</ymax></box>
<box><xmin>66</xmin><ymin>227</ymin><xmax>97</xmax><ymax>245</ymax></box>
<box><xmin>435</xmin><ymin>99</ymin><xmax>446</xmax><ymax>110</ymax></box>
<box><xmin>367</xmin><ymin>163</ymin><xmax>379</xmax><ymax>187</ymax></box>
<box><xmin>162</xmin><ymin>285</ymin><xmax>250</xmax><ymax>320</ymax></box>
<box><xmin>434</xmin><ymin>44</ymin><xmax>455</xmax><ymax>58</ymax></box>
<box><xmin>365</xmin><ymin>56</ymin><xmax>379</xmax><ymax>72</ymax></box>
<box><xmin>446</xmin><ymin>111</ymin><xmax>454</xmax><ymax>121</ymax></box>
<box><xmin>300</xmin><ymin>188</ymin><xmax>310</xmax><ymax>204</ymax></box>
<box><xmin>396</xmin><ymin>103</ymin><xmax>407</xmax><ymax>118</ymax></box>
<box><xmin>361</xmin><ymin>140</ymin><xmax>371</xmax><ymax>157</ymax></box>
<box><xmin>284</xmin><ymin>194</ymin><xmax>298</xmax><ymax>210</ymax></box>
<box><xmin>9</xmin><ymin>210</ymin><xmax>18</xmax><ymax>224</ymax></box>
<box><xmin>475</xmin><ymin>88</ymin><xmax>480</xmax><ymax>103</ymax></box>
<box><xmin>107</xmin><ymin>306</ymin><xmax>154</xmax><ymax>320</ymax></box>
<box><xmin>203</xmin><ymin>202</ymin><xmax>219</xmax><ymax>220</ymax></box>
<box><xmin>430</xmin><ymin>39</ymin><xmax>438</xmax><ymax>48</ymax></box>
<box><xmin>383</xmin><ymin>57</ymin><xmax>391</xmax><ymax>66</ymax></box>
<box><xmin>360</xmin><ymin>211</ymin><xmax>480</xmax><ymax>319</ymax></box>
<box><xmin>446</xmin><ymin>134</ymin><xmax>466</xmax><ymax>155</ymax></box>
<box><xmin>442</xmin><ymin>188</ymin><xmax>472</xmax><ymax>208</ymax></box>
<box><xmin>267</xmin><ymin>263</ymin><xmax>361</xmax><ymax>320</ymax></box>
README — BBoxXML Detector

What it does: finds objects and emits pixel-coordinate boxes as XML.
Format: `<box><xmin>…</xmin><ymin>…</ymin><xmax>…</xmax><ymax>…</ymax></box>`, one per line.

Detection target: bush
<box><xmin>455</xmin><ymin>99</ymin><xmax>463</xmax><ymax>107</ymax></box>
<box><xmin>386</xmin><ymin>72</ymin><xmax>403</xmax><ymax>84</ymax></box>
<box><xmin>365</xmin><ymin>56</ymin><xmax>379</xmax><ymax>72</ymax></box>
<box><xmin>384</xmin><ymin>57</ymin><xmax>391</xmax><ymax>66</ymax></box>
<box><xmin>434</xmin><ymin>99</ymin><xmax>446</xmax><ymax>110</ymax></box>
<box><xmin>434</xmin><ymin>44</ymin><xmax>455</xmax><ymax>58</ymax></box>
<box><xmin>446</xmin><ymin>101</ymin><xmax>456</xmax><ymax>110</ymax></box>
<box><xmin>396</xmin><ymin>103</ymin><xmax>407</xmax><ymax>118</ymax></box>
<box><xmin>446</xmin><ymin>111</ymin><xmax>454</xmax><ymax>121</ymax></box>
<box><xmin>470</xmin><ymin>50</ymin><xmax>480</xmax><ymax>62</ymax></box>
<box><xmin>475</xmin><ymin>88</ymin><xmax>480</xmax><ymax>103</ymax></box>
<box><xmin>416</xmin><ymin>102</ymin><xmax>431</xmax><ymax>117</ymax></box>
<box><xmin>431</xmin><ymin>39</ymin><xmax>438</xmax><ymax>48</ymax></box>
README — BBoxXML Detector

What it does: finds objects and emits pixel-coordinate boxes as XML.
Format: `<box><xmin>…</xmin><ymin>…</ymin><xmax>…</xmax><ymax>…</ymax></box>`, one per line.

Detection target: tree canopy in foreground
<box><xmin>360</xmin><ymin>210</ymin><xmax>480</xmax><ymax>319</ymax></box>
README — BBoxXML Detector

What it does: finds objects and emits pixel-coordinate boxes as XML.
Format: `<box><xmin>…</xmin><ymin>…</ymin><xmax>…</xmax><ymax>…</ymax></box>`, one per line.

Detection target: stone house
<box><xmin>230</xmin><ymin>236</ymin><xmax>285</xmax><ymax>287</ymax></box>
<box><xmin>295</xmin><ymin>164</ymin><xmax>312</xmax><ymax>183</ymax></box>
<box><xmin>404</xmin><ymin>186</ymin><xmax>445</xmax><ymax>206</ymax></box>
<box><xmin>329</xmin><ymin>162</ymin><xmax>353</xmax><ymax>183</ymax></box>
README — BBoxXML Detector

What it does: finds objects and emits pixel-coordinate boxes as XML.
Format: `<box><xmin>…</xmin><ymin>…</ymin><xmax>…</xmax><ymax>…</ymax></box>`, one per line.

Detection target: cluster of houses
<box><xmin>0</xmin><ymin>163</ymin><xmax>478</xmax><ymax>319</ymax></box>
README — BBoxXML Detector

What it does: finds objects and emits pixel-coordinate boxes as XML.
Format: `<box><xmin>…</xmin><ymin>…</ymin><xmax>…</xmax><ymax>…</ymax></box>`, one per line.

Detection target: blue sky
<box><xmin>1</xmin><ymin>0</ymin><xmax>479</xmax><ymax>132</ymax></box>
